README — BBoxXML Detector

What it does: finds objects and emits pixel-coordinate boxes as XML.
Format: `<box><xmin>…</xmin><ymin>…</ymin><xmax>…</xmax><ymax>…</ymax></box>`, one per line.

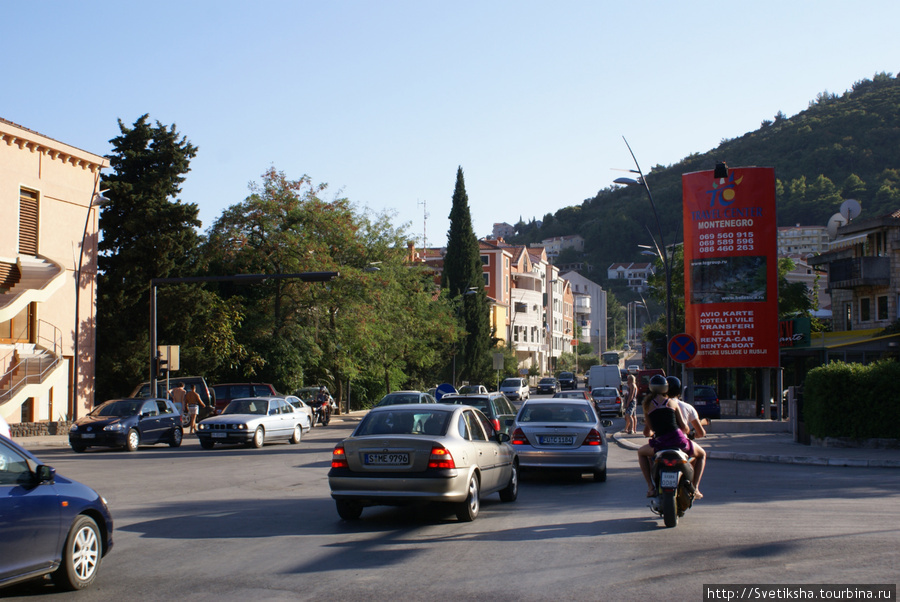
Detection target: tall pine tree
<box><xmin>441</xmin><ymin>167</ymin><xmax>492</xmax><ymax>385</ymax></box>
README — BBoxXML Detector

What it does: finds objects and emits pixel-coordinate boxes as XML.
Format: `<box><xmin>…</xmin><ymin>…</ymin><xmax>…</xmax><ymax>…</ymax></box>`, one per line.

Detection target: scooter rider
<box><xmin>637</xmin><ymin>374</ymin><xmax>706</xmax><ymax>499</ymax></box>
<box><xmin>315</xmin><ymin>386</ymin><xmax>333</xmax><ymax>423</ymax></box>
<box><xmin>666</xmin><ymin>376</ymin><xmax>706</xmax><ymax>440</ymax></box>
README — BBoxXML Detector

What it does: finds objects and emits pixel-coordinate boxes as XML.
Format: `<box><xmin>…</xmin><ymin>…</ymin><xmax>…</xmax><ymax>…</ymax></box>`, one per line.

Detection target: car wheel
<box><xmin>289</xmin><ymin>424</ymin><xmax>302</xmax><ymax>444</ymax></box>
<box><xmin>499</xmin><ymin>462</ymin><xmax>518</xmax><ymax>502</ymax></box>
<box><xmin>71</xmin><ymin>443</ymin><xmax>87</xmax><ymax>453</ymax></box>
<box><xmin>593</xmin><ymin>465</ymin><xmax>607</xmax><ymax>482</ymax></box>
<box><xmin>125</xmin><ymin>429</ymin><xmax>140</xmax><ymax>452</ymax></box>
<box><xmin>455</xmin><ymin>474</ymin><xmax>480</xmax><ymax>522</ymax></box>
<box><xmin>336</xmin><ymin>500</ymin><xmax>363</xmax><ymax>520</ymax></box>
<box><xmin>169</xmin><ymin>427</ymin><xmax>183</xmax><ymax>448</ymax></box>
<box><xmin>250</xmin><ymin>426</ymin><xmax>265</xmax><ymax>448</ymax></box>
<box><xmin>200</xmin><ymin>439</ymin><xmax>215</xmax><ymax>450</ymax></box>
<box><xmin>52</xmin><ymin>515</ymin><xmax>102</xmax><ymax>591</ymax></box>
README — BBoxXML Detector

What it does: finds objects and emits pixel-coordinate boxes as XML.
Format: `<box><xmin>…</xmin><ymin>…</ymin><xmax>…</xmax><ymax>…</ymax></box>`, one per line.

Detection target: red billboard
<box><xmin>681</xmin><ymin>167</ymin><xmax>779</xmax><ymax>368</ymax></box>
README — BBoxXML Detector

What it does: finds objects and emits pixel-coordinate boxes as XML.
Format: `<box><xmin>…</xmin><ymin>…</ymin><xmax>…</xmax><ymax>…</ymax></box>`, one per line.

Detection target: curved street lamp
<box><xmin>614</xmin><ymin>137</ymin><xmax>673</xmax><ymax>374</ymax></box>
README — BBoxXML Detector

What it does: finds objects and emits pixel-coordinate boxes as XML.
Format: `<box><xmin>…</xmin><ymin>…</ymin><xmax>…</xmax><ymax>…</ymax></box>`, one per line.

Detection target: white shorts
<box><xmin>188</xmin><ymin>404</ymin><xmax>199</xmax><ymax>416</ymax></box>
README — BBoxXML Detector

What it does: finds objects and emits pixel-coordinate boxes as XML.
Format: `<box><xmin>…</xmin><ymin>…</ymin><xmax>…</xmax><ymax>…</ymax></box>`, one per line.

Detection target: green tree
<box><xmin>441</xmin><ymin>167</ymin><xmax>492</xmax><ymax>385</ymax></box>
<box><xmin>95</xmin><ymin>115</ymin><xmax>239</xmax><ymax>398</ymax></box>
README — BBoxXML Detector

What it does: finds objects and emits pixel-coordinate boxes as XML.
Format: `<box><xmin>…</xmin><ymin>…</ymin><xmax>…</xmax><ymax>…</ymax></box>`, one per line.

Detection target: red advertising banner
<box><xmin>682</xmin><ymin>167</ymin><xmax>779</xmax><ymax>368</ymax></box>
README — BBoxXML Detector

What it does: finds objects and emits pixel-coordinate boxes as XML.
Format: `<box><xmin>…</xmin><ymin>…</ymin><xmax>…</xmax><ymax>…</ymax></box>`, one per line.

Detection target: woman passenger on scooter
<box><xmin>637</xmin><ymin>374</ymin><xmax>706</xmax><ymax>499</ymax></box>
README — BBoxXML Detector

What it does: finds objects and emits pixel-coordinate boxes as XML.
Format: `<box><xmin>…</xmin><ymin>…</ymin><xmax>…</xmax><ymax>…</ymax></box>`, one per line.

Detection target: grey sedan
<box><xmin>510</xmin><ymin>399</ymin><xmax>609</xmax><ymax>482</ymax></box>
<box><xmin>196</xmin><ymin>397</ymin><xmax>310</xmax><ymax>449</ymax></box>
<box><xmin>328</xmin><ymin>403</ymin><xmax>518</xmax><ymax>522</ymax></box>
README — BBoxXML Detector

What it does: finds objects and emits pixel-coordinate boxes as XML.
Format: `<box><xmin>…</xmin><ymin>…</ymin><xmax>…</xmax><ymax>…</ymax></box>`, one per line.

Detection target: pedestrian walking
<box><xmin>184</xmin><ymin>384</ymin><xmax>205</xmax><ymax>434</ymax></box>
<box><xmin>623</xmin><ymin>374</ymin><xmax>638</xmax><ymax>434</ymax></box>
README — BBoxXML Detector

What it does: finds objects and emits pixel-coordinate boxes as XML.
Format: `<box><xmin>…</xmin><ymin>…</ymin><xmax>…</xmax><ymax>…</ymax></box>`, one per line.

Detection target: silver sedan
<box><xmin>196</xmin><ymin>397</ymin><xmax>310</xmax><ymax>449</ymax></box>
<box><xmin>328</xmin><ymin>403</ymin><xmax>518</xmax><ymax>522</ymax></box>
<box><xmin>510</xmin><ymin>399</ymin><xmax>609</xmax><ymax>482</ymax></box>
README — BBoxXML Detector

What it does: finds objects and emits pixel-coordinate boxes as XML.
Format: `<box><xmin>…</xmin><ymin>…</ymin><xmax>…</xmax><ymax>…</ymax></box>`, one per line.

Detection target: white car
<box><xmin>500</xmin><ymin>377</ymin><xmax>530</xmax><ymax>401</ymax></box>
<box><xmin>0</xmin><ymin>413</ymin><xmax>10</xmax><ymax>439</ymax></box>
<box><xmin>196</xmin><ymin>396</ymin><xmax>310</xmax><ymax>449</ymax></box>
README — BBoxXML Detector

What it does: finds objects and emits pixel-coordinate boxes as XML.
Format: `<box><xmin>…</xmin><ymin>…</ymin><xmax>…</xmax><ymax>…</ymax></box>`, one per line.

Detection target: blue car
<box><xmin>0</xmin><ymin>435</ymin><xmax>114</xmax><ymax>590</ymax></box>
<box><xmin>68</xmin><ymin>398</ymin><xmax>184</xmax><ymax>452</ymax></box>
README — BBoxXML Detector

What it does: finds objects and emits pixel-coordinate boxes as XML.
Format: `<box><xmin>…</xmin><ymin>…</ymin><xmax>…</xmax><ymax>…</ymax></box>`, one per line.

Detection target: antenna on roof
<box><xmin>418</xmin><ymin>199</ymin><xmax>429</xmax><ymax>254</ymax></box>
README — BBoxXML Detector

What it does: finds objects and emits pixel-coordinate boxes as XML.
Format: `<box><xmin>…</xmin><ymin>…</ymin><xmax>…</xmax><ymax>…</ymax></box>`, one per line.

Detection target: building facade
<box><xmin>1</xmin><ymin>118</ymin><xmax>108</xmax><ymax>428</ymax></box>
<box><xmin>560</xmin><ymin>271</ymin><xmax>607</xmax><ymax>355</ymax></box>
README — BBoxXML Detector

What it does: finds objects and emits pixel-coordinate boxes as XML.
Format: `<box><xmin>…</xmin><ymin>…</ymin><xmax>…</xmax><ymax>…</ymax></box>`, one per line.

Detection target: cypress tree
<box><xmin>442</xmin><ymin>167</ymin><xmax>492</xmax><ymax>385</ymax></box>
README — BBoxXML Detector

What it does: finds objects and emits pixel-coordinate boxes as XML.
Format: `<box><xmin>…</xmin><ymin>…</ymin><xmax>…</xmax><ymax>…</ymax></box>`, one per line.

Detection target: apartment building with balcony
<box><xmin>1</xmin><ymin>118</ymin><xmax>108</xmax><ymax>430</ymax></box>
<box><xmin>777</xmin><ymin>224</ymin><xmax>829</xmax><ymax>257</ymax></box>
<box><xmin>607</xmin><ymin>262</ymin><xmax>653</xmax><ymax>293</ymax></box>
<box><xmin>809</xmin><ymin>210</ymin><xmax>900</xmax><ymax>332</ymax></box>
<box><xmin>561</xmin><ymin>271</ymin><xmax>607</xmax><ymax>355</ymax></box>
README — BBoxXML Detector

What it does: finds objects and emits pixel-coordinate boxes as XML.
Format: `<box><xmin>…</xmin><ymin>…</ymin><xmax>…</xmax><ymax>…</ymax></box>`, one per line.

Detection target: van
<box><xmin>588</xmin><ymin>365</ymin><xmax>623</xmax><ymax>394</ymax></box>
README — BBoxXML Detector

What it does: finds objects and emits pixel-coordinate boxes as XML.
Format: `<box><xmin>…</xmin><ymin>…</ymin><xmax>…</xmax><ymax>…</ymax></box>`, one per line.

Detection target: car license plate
<box><xmin>539</xmin><ymin>435</ymin><xmax>574</xmax><ymax>445</ymax></box>
<box><xmin>81</xmin><ymin>433</ymin><xmax>95</xmax><ymax>439</ymax></box>
<box><xmin>365</xmin><ymin>453</ymin><xmax>409</xmax><ymax>465</ymax></box>
<box><xmin>212</xmin><ymin>432</ymin><xmax>226</xmax><ymax>438</ymax></box>
<box><xmin>694</xmin><ymin>400</ymin><xmax>707</xmax><ymax>405</ymax></box>
<box><xmin>660</xmin><ymin>471</ymin><xmax>679</xmax><ymax>488</ymax></box>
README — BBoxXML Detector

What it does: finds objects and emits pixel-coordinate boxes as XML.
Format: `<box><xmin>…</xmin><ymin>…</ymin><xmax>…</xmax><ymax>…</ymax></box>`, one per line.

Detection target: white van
<box><xmin>587</xmin><ymin>365</ymin><xmax>623</xmax><ymax>393</ymax></box>
<box><xmin>499</xmin><ymin>377</ymin><xmax>530</xmax><ymax>401</ymax></box>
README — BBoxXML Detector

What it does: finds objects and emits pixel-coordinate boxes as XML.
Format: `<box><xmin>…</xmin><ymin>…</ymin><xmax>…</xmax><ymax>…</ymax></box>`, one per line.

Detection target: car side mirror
<box><xmin>36</xmin><ymin>464</ymin><xmax>56</xmax><ymax>484</ymax></box>
<box><xmin>495</xmin><ymin>432</ymin><xmax>510</xmax><ymax>443</ymax></box>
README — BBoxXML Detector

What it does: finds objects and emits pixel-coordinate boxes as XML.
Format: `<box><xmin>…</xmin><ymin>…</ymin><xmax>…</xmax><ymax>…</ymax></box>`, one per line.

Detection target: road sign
<box><xmin>668</xmin><ymin>333</ymin><xmax>698</xmax><ymax>364</ymax></box>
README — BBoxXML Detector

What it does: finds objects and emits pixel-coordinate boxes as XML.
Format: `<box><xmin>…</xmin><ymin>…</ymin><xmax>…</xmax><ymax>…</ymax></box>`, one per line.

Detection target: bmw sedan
<box><xmin>328</xmin><ymin>404</ymin><xmax>518</xmax><ymax>522</ymax></box>
<box><xmin>196</xmin><ymin>397</ymin><xmax>310</xmax><ymax>449</ymax></box>
<box><xmin>68</xmin><ymin>398</ymin><xmax>184</xmax><ymax>452</ymax></box>
<box><xmin>0</xmin><ymin>435</ymin><xmax>113</xmax><ymax>591</ymax></box>
<box><xmin>510</xmin><ymin>399</ymin><xmax>609</xmax><ymax>482</ymax></box>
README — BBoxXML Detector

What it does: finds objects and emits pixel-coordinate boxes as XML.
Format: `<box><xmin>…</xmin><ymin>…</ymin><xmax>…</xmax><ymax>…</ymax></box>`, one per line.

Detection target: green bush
<box><xmin>804</xmin><ymin>360</ymin><xmax>900</xmax><ymax>439</ymax></box>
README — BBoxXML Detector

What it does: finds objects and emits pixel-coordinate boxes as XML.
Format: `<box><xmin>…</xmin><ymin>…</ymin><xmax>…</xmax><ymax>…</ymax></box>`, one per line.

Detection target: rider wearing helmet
<box><xmin>637</xmin><ymin>374</ymin><xmax>706</xmax><ymax>499</ymax></box>
<box><xmin>667</xmin><ymin>376</ymin><xmax>706</xmax><ymax>440</ymax></box>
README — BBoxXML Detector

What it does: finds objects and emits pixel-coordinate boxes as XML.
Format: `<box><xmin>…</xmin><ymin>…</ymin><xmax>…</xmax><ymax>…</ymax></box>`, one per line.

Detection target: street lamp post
<box><xmin>614</xmin><ymin>137</ymin><xmax>673</xmax><ymax>375</ymax></box>
<box><xmin>71</xmin><ymin>188</ymin><xmax>109</xmax><ymax>420</ymax></box>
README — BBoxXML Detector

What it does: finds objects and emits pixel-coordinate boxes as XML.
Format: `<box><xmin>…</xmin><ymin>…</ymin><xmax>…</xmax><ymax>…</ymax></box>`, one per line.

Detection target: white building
<box><xmin>560</xmin><ymin>271</ymin><xmax>608</xmax><ymax>355</ymax></box>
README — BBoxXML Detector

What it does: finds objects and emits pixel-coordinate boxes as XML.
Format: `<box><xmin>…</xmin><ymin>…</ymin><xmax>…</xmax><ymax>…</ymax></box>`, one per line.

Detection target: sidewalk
<box><xmin>613</xmin><ymin>419</ymin><xmax>900</xmax><ymax>469</ymax></box>
<box><xmin>12</xmin><ymin>413</ymin><xmax>900</xmax><ymax>469</ymax></box>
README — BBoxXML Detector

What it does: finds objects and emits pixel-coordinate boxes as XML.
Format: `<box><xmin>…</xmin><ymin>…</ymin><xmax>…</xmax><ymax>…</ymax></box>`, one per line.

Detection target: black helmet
<box><xmin>648</xmin><ymin>374</ymin><xmax>668</xmax><ymax>394</ymax></box>
<box><xmin>665</xmin><ymin>376</ymin><xmax>682</xmax><ymax>398</ymax></box>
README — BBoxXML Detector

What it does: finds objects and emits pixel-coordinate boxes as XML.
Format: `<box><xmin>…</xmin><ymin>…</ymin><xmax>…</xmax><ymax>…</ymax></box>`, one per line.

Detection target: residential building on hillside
<box><xmin>561</xmin><ymin>271</ymin><xmax>607</xmax><ymax>355</ymax></box>
<box><xmin>492</xmin><ymin>222</ymin><xmax>515</xmax><ymax>240</ymax></box>
<box><xmin>777</xmin><ymin>224</ymin><xmax>829</xmax><ymax>256</ymax></box>
<box><xmin>1</xmin><ymin>118</ymin><xmax>108</xmax><ymax>428</ymax></box>
<box><xmin>809</xmin><ymin>210</ymin><xmax>900</xmax><ymax>332</ymax></box>
<box><xmin>540</xmin><ymin>234</ymin><xmax>585</xmax><ymax>259</ymax></box>
<box><xmin>607</xmin><ymin>262</ymin><xmax>653</xmax><ymax>293</ymax></box>
<box><xmin>546</xmin><ymin>262</ymin><xmax>564</xmax><ymax>370</ymax></box>
<box><xmin>508</xmin><ymin>244</ymin><xmax>549</xmax><ymax>374</ymax></box>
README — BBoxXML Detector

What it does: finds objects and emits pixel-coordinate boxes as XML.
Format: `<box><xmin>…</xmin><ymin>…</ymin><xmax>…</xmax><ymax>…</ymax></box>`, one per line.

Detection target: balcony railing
<box><xmin>827</xmin><ymin>256</ymin><xmax>891</xmax><ymax>290</ymax></box>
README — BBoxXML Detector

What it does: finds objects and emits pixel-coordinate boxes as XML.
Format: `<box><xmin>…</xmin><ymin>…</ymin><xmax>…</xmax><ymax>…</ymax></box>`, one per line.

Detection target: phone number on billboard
<box><xmin>698</xmin><ymin>231</ymin><xmax>755</xmax><ymax>253</ymax></box>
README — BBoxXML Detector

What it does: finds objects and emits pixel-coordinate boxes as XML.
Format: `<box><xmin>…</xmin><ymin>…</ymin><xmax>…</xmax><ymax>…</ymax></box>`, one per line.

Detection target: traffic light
<box><xmin>154</xmin><ymin>356</ymin><xmax>168</xmax><ymax>379</ymax></box>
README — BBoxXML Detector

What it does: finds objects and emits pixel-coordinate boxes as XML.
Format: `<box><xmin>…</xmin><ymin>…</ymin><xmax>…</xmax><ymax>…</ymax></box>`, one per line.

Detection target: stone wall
<box><xmin>9</xmin><ymin>420</ymin><xmax>72</xmax><ymax>437</ymax></box>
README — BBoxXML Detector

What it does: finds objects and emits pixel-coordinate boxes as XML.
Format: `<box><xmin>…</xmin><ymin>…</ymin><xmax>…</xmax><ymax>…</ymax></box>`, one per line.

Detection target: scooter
<box><xmin>313</xmin><ymin>399</ymin><xmax>331</xmax><ymax>426</ymax></box>
<box><xmin>648</xmin><ymin>448</ymin><xmax>695</xmax><ymax>528</ymax></box>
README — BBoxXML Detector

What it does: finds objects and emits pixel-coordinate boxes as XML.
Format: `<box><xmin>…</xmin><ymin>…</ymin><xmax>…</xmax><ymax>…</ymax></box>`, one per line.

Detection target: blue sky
<box><xmin>5</xmin><ymin>1</ymin><xmax>898</xmax><ymax>246</ymax></box>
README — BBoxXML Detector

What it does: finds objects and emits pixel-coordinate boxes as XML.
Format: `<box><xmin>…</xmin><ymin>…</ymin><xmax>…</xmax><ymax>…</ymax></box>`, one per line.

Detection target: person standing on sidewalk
<box><xmin>184</xmin><ymin>385</ymin><xmax>205</xmax><ymax>434</ymax></box>
<box><xmin>623</xmin><ymin>374</ymin><xmax>638</xmax><ymax>434</ymax></box>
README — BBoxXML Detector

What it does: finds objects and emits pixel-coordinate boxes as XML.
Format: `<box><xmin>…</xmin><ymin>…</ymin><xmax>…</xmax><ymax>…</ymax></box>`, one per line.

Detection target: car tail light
<box><xmin>511</xmin><ymin>427</ymin><xmax>530</xmax><ymax>445</ymax></box>
<box><xmin>582</xmin><ymin>429</ymin><xmax>603</xmax><ymax>446</ymax></box>
<box><xmin>428</xmin><ymin>446</ymin><xmax>456</xmax><ymax>469</ymax></box>
<box><xmin>490</xmin><ymin>418</ymin><xmax>501</xmax><ymax>432</ymax></box>
<box><xmin>331</xmin><ymin>445</ymin><xmax>348</xmax><ymax>469</ymax></box>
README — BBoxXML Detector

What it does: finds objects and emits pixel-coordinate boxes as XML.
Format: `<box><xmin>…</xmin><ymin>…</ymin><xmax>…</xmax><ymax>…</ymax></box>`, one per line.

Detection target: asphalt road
<box><xmin>5</xmin><ymin>403</ymin><xmax>899</xmax><ymax>601</ymax></box>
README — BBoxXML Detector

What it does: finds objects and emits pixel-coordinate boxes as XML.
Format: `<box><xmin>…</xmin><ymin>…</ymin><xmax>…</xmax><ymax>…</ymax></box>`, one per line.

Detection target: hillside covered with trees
<box><xmin>510</xmin><ymin>72</ymin><xmax>900</xmax><ymax>277</ymax></box>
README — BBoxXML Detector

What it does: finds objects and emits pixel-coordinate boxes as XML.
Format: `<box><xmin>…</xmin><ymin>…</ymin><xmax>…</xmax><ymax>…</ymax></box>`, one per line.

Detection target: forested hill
<box><xmin>509</xmin><ymin>72</ymin><xmax>900</xmax><ymax>274</ymax></box>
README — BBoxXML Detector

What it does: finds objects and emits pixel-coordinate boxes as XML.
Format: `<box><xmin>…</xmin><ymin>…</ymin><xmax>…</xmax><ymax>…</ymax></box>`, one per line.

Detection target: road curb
<box><xmin>610</xmin><ymin>432</ymin><xmax>900</xmax><ymax>469</ymax></box>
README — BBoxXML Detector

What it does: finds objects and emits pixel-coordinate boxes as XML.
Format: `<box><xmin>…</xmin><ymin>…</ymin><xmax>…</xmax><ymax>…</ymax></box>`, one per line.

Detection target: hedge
<box><xmin>804</xmin><ymin>360</ymin><xmax>900</xmax><ymax>439</ymax></box>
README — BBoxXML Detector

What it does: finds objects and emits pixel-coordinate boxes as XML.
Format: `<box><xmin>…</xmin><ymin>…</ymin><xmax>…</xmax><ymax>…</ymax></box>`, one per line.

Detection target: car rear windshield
<box><xmin>592</xmin><ymin>388</ymin><xmax>619</xmax><ymax>397</ymax></box>
<box><xmin>501</xmin><ymin>379</ymin><xmax>522</xmax><ymax>387</ymax></box>
<box><xmin>519</xmin><ymin>403</ymin><xmax>592</xmax><ymax>423</ymax></box>
<box><xmin>357</xmin><ymin>409</ymin><xmax>450</xmax><ymax>436</ymax></box>
<box><xmin>445</xmin><ymin>397</ymin><xmax>489</xmax><ymax>413</ymax></box>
